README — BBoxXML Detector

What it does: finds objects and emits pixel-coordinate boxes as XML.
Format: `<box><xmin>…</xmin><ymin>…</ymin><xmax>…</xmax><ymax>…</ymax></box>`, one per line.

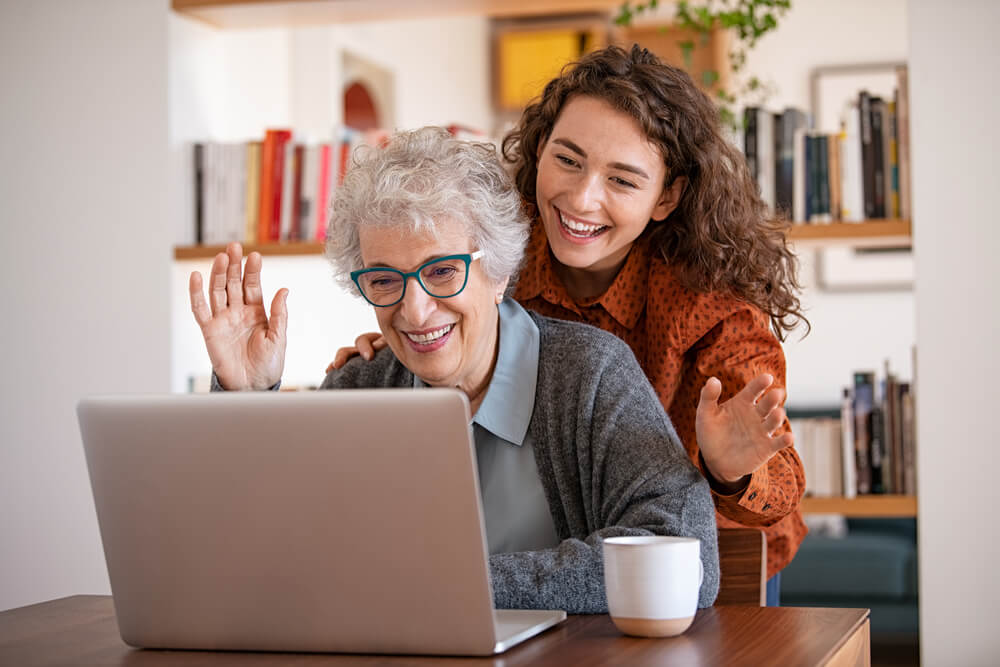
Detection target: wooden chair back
<box><xmin>715</xmin><ymin>527</ymin><xmax>767</xmax><ymax>606</ymax></box>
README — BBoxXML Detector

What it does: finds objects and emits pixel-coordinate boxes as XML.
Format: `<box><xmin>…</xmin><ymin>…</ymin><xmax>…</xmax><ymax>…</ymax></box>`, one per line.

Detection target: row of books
<box><xmin>790</xmin><ymin>363</ymin><xmax>916</xmax><ymax>499</ymax></box>
<box><xmin>194</xmin><ymin>127</ymin><xmax>379</xmax><ymax>246</ymax></box>
<box><xmin>743</xmin><ymin>65</ymin><xmax>911</xmax><ymax>223</ymax></box>
<box><xmin>192</xmin><ymin>125</ymin><xmax>491</xmax><ymax>247</ymax></box>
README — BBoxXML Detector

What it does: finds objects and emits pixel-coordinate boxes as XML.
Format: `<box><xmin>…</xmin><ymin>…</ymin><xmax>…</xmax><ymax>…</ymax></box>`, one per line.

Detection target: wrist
<box><xmin>699</xmin><ymin>452</ymin><xmax>751</xmax><ymax>496</ymax></box>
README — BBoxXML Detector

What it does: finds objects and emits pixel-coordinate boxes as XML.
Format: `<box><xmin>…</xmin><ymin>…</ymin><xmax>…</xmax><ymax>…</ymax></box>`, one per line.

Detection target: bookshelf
<box><xmin>800</xmin><ymin>494</ymin><xmax>917</xmax><ymax>518</ymax></box>
<box><xmin>173</xmin><ymin>219</ymin><xmax>912</xmax><ymax>259</ymax></box>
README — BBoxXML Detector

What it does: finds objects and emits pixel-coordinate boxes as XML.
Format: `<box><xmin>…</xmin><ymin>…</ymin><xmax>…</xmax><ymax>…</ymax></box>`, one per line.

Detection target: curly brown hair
<box><xmin>501</xmin><ymin>44</ymin><xmax>808</xmax><ymax>340</ymax></box>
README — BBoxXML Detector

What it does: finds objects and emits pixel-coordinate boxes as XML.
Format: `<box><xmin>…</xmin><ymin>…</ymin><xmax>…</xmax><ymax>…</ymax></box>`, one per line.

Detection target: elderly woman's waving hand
<box><xmin>189</xmin><ymin>245</ymin><xmax>288</xmax><ymax>391</ymax></box>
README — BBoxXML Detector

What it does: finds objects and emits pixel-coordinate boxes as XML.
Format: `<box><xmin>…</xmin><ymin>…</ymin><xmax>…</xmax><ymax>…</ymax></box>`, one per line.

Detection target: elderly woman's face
<box><xmin>358</xmin><ymin>218</ymin><xmax>506</xmax><ymax>398</ymax></box>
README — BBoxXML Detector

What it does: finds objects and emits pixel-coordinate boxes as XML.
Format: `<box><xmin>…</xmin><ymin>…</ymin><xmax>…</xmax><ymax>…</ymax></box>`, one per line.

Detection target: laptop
<box><xmin>77</xmin><ymin>389</ymin><xmax>565</xmax><ymax>655</ymax></box>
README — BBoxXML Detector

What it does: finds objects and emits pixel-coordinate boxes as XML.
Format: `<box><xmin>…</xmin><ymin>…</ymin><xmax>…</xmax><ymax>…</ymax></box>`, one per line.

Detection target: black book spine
<box><xmin>805</xmin><ymin>134</ymin><xmax>816</xmax><ymax>221</ymax></box>
<box><xmin>871</xmin><ymin>97</ymin><xmax>886</xmax><ymax>218</ymax></box>
<box><xmin>744</xmin><ymin>107</ymin><xmax>758</xmax><ymax>181</ymax></box>
<box><xmin>193</xmin><ymin>142</ymin><xmax>204</xmax><ymax>245</ymax></box>
<box><xmin>859</xmin><ymin>92</ymin><xmax>875</xmax><ymax>219</ymax></box>
<box><xmin>818</xmin><ymin>135</ymin><xmax>831</xmax><ymax>220</ymax></box>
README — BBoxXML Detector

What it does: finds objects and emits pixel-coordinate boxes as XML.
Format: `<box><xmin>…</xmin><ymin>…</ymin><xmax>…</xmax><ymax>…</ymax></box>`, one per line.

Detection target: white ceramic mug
<box><xmin>602</xmin><ymin>535</ymin><xmax>703</xmax><ymax>638</ymax></box>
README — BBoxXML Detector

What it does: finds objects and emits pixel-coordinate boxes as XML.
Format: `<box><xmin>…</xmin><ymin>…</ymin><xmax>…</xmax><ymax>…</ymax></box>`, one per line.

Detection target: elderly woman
<box><xmin>189</xmin><ymin>127</ymin><xmax>782</xmax><ymax>613</ymax></box>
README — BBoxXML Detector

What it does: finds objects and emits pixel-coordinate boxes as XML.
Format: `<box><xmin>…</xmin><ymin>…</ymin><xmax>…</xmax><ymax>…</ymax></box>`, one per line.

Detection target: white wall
<box><xmin>737</xmin><ymin>0</ymin><xmax>915</xmax><ymax>407</ymax></box>
<box><xmin>909</xmin><ymin>1</ymin><xmax>1000</xmax><ymax>663</ymax></box>
<box><xmin>0</xmin><ymin>0</ymin><xmax>170</xmax><ymax>610</ymax></box>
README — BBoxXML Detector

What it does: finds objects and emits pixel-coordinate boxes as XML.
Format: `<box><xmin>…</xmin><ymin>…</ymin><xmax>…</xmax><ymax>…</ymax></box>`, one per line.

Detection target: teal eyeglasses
<box><xmin>350</xmin><ymin>251</ymin><xmax>484</xmax><ymax>307</ymax></box>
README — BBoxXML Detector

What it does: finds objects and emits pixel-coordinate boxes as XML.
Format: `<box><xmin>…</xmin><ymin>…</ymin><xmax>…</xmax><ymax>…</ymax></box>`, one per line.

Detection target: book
<box><xmin>852</xmin><ymin>371</ymin><xmax>875</xmax><ymax>494</ymax></box>
<box><xmin>792</xmin><ymin>125</ymin><xmax>808</xmax><ymax>222</ymax></box>
<box><xmin>896</xmin><ymin>65</ymin><xmax>912</xmax><ymax>220</ymax></box>
<box><xmin>744</xmin><ymin>106</ymin><xmax>759</xmax><ymax>181</ymax></box>
<box><xmin>816</xmin><ymin>134</ymin><xmax>831</xmax><ymax>223</ymax></box>
<box><xmin>887</xmin><ymin>98</ymin><xmax>900</xmax><ymax>219</ymax></box>
<box><xmin>315</xmin><ymin>143</ymin><xmax>332</xmax><ymax>241</ymax></box>
<box><xmin>828</xmin><ymin>129</ymin><xmax>841</xmax><ymax>221</ymax></box>
<box><xmin>805</xmin><ymin>133</ymin><xmax>816</xmax><ymax>222</ymax></box>
<box><xmin>278</xmin><ymin>140</ymin><xmax>295</xmax><ymax>241</ymax></box>
<box><xmin>756</xmin><ymin>110</ymin><xmax>776</xmax><ymax>211</ymax></box>
<box><xmin>840</xmin><ymin>388</ymin><xmax>857</xmax><ymax>498</ymax></box>
<box><xmin>289</xmin><ymin>144</ymin><xmax>304</xmax><ymax>241</ymax></box>
<box><xmin>900</xmin><ymin>383</ymin><xmax>917</xmax><ymax>494</ymax></box>
<box><xmin>775</xmin><ymin>107</ymin><xmax>808</xmax><ymax>220</ymax></box>
<box><xmin>258</xmin><ymin>129</ymin><xmax>293</xmax><ymax>242</ymax></box>
<box><xmin>859</xmin><ymin>91</ymin><xmax>876</xmax><ymax>219</ymax></box>
<box><xmin>839</xmin><ymin>103</ymin><xmax>864</xmax><ymax>222</ymax></box>
<box><xmin>244</xmin><ymin>141</ymin><xmax>262</xmax><ymax>243</ymax></box>
<box><xmin>870</xmin><ymin>97</ymin><xmax>886</xmax><ymax>218</ymax></box>
<box><xmin>193</xmin><ymin>143</ymin><xmax>205</xmax><ymax>244</ymax></box>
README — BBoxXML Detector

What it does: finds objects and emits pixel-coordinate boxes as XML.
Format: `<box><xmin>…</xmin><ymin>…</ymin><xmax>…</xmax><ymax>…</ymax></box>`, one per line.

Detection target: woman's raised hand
<box><xmin>695</xmin><ymin>374</ymin><xmax>794</xmax><ymax>493</ymax></box>
<box><xmin>189</xmin><ymin>242</ymin><xmax>289</xmax><ymax>391</ymax></box>
<box><xmin>325</xmin><ymin>332</ymin><xmax>386</xmax><ymax>374</ymax></box>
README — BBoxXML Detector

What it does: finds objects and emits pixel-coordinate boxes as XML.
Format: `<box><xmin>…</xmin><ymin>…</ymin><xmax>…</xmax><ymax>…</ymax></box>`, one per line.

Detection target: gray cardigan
<box><xmin>320</xmin><ymin>309</ymin><xmax>720</xmax><ymax>613</ymax></box>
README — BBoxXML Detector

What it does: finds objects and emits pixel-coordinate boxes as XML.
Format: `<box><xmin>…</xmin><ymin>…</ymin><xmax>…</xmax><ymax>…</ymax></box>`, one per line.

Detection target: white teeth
<box><xmin>405</xmin><ymin>324</ymin><xmax>453</xmax><ymax>344</ymax></box>
<box><xmin>559</xmin><ymin>211</ymin><xmax>606</xmax><ymax>236</ymax></box>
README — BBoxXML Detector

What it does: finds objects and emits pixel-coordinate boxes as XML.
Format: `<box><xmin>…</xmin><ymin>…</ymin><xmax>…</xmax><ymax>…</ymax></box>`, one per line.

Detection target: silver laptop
<box><xmin>77</xmin><ymin>389</ymin><xmax>565</xmax><ymax>655</ymax></box>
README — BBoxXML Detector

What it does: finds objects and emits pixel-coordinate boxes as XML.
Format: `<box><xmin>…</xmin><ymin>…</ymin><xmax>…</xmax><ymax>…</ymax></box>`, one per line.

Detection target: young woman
<box><xmin>333</xmin><ymin>45</ymin><xmax>808</xmax><ymax>605</ymax></box>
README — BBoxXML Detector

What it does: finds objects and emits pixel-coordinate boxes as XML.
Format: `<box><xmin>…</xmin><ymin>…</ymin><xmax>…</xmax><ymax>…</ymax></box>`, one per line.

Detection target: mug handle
<box><xmin>698</xmin><ymin>558</ymin><xmax>704</xmax><ymax>586</ymax></box>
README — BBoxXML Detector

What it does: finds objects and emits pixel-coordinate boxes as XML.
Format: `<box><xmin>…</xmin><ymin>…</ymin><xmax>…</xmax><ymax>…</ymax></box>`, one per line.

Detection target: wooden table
<box><xmin>0</xmin><ymin>596</ymin><xmax>869</xmax><ymax>666</ymax></box>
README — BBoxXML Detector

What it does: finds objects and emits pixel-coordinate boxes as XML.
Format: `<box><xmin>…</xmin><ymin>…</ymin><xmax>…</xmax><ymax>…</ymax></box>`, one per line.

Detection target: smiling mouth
<box><xmin>558</xmin><ymin>210</ymin><xmax>609</xmax><ymax>238</ymax></box>
<box><xmin>404</xmin><ymin>324</ymin><xmax>454</xmax><ymax>345</ymax></box>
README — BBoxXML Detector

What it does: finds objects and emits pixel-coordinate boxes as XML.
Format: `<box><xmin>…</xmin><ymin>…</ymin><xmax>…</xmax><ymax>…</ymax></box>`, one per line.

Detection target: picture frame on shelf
<box><xmin>815</xmin><ymin>244</ymin><xmax>913</xmax><ymax>292</ymax></box>
<box><xmin>810</xmin><ymin>61</ymin><xmax>913</xmax><ymax>290</ymax></box>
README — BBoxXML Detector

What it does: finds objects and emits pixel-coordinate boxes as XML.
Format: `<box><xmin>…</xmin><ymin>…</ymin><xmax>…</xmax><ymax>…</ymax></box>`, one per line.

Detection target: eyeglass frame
<box><xmin>350</xmin><ymin>250</ymin><xmax>485</xmax><ymax>308</ymax></box>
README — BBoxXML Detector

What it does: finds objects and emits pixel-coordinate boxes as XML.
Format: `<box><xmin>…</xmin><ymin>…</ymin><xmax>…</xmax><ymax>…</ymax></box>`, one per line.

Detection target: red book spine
<box><xmin>268</xmin><ymin>130</ymin><xmax>292</xmax><ymax>242</ymax></box>
<box><xmin>315</xmin><ymin>143</ymin><xmax>331</xmax><ymax>241</ymax></box>
<box><xmin>257</xmin><ymin>131</ymin><xmax>277</xmax><ymax>243</ymax></box>
<box><xmin>290</xmin><ymin>144</ymin><xmax>304</xmax><ymax>241</ymax></box>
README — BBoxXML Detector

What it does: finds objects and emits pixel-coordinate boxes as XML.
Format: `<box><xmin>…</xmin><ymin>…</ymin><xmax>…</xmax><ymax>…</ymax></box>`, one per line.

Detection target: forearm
<box><xmin>489</xmin><ymin>481</ymin><xmax>720</xmax><ymax>613</ymax></box>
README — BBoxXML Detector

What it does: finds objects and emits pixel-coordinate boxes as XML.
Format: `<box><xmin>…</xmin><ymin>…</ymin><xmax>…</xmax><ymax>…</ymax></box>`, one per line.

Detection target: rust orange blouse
<box><xmin>515</xmin><ymin>224</ymin><xmax>806</xmax><ymax>578</ymax></box>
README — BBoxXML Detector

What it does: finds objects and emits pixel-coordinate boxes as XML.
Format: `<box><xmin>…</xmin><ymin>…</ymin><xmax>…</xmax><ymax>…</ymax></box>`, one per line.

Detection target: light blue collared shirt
<box><xmin>413</xmin><ymin>299</ymin><xmax>559</xmax><ymax>555</ymax></box>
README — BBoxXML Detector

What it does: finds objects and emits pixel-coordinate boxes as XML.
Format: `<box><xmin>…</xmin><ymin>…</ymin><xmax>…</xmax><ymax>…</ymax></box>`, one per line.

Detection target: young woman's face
<box><xmin>535</xmin><ymin>95</ymin><xmax>677</xmax><ymax>277</ymax></box>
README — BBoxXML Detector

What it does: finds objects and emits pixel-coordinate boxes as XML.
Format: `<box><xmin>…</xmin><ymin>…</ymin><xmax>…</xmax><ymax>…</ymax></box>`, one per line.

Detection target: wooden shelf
<box><xmin>174</xmin><ymin>241</ymin><xmax>324</xmax><ymax>260</ymax></box>
<box><xmin>800</xmin><ymin>494</ymin><xmax>917</xmax><ymax>517</ymax></box>
<box><xmin>787</xmin><ymin>219</ymin><xmax>911</xmax><ymax>247</ymax></box>
<box><xmin>172</xmin><ymin>0</ymin><xmax>622</xmax><ymax>28</ymax></box>
<box><xmin>174</xmin><ymin>220</ymin><xmax>912</xmax><ymax>259</ymax></box>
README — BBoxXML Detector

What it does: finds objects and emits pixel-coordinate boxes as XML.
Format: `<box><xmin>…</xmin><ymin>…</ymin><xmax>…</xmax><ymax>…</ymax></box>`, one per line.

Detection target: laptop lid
<box><xmin>78</xmin><ymin>389</ymin><xmax>562</xmax><ymax>655</ymax></box>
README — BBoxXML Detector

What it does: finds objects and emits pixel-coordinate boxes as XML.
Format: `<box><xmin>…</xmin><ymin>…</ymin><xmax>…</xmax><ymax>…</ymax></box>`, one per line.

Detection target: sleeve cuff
<box><xmin>210</xmin><ymin>371</ymin><xmax>281</xmax><ymax>392</ymax></box>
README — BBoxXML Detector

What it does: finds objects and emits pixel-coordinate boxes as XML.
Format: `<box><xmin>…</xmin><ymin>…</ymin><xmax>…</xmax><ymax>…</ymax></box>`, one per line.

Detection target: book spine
<box><xmin>792</xmin><ymin>125</ymin><xmax>807</xmax><ymax>222</ymax></box>
<box><xmin>896</xmin><ymin>66</ymin><xmax>912</xmax><ymax>220</ymax></box>
<box><xmin>267</xmin><ymin>130</ymin><xmax>292</xmax><ymax>242</ymax></box>
<box><xmin>805</xmin><ymin>134</ymin><xmax>816</xmax><ymax>222</ymax></box>
<box><xmin>853</xmin><ymin>371</ymin><xmax>875</xmax><ymax>494</ymax></box>
<box><xmin>193</xmin><ymin>143</ymin><xmax>204</xmax><ymax>244</ymax></box>
<box><xmin>290</xmin><ymin>144</ymin><xmax>304</xmax><ymax>241</ymax></box>
<box><xmin>888</xmin><ymin>98</ymin><xmax>900</xmax><ymax>219</ymax></box>
<box><xmin>840</xmin><ymin>388</ymin><xmax>857</xmax><ymax>498</ymax></box>
<box><xmin>859</xmin><ymin>92</ymin><xmax>875</xmax><ymax>219</ymax></box>
<box><xmin>315</xmin><ymin>143</ymin><xmax>332</xmax><ymax>241</ymax></box>
<box><xmin>757</xmin><ymin>110</ymin><xmax>776</xmax><ymax>210</ymax></box>
<box><xmin>828</xmin><ymin>130</ymin><xmax>841</xmax><ymax>221</ymax></box>
<box><xmin>817</xmin><ymin>135</ymin><xmax>831</xmax><ymax>222</ymax></box>
<box><xmin>257</xmin><ymin>131</ymin><xmax>277</xmax><ymax>243</ymax></box>
<box><xmin>744</xmin><ymin>106</ymin><xmax>759</xmax><ymax>181</ymax></box>
<box><xmin>871</xmin><ymin>98</ymin><xmax>886</xmax><ymax>218</ymax></box>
